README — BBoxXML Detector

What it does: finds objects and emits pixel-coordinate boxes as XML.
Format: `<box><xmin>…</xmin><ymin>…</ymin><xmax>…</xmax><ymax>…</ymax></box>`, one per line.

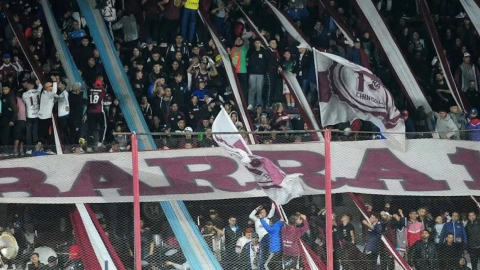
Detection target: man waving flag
<box><xmin>212</xmin><ymin>107</ymin><xmax>304</xmax><ymax>205</ymax></box>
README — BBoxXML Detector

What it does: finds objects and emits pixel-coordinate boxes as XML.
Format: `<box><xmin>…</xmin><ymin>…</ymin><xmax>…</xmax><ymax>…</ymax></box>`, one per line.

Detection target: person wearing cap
<box><xmin>0</xmin><ymin>53</ymin><xmax>23</xmax><ymax>81</ymax></box>
<box><xmin>67</xmin><ymin>20</ymin><xmax>87</xmax><ymax>45</ymax></box>
<box><xmin>238</xmin><ymin>231</ymin><xmax>262</xmax><ymax>269</ymax></box>
<box><xmin>467</xmin><ymin>108</ymin><xmax>480</xmax><ymax>141</ymax></box>
<box><xmin>296</xmin><ymin>42</ymin><xmax>313</xmax><ymax>96</ymax></box>
<box><xmin>346</xmin><ymin>38</ymin><xmax>370</xmax><ymax>69</ymax></box>
<box><xmin>455</xmin><ymin>52</ymin><xmax>480</xmax><ymax>92</ymax></box>
<box><xmin>247</xmin><ymin>39</ymin><xmax>267</xmax><ymax>110</ymax></box>
<box><xmin>41</xmin><ymin>255</ymin><xmax>60</xmax><ymax>270</ymax></box>
<box><xmin>202</xmin><ymin>220</ymin><xmax>225</xmax><ymax>261</ymax></box>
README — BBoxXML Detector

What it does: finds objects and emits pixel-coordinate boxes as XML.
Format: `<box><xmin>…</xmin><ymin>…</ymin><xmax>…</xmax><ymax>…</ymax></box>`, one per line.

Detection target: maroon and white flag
<box><xmin>212</xmin><ymin>107</ymin><xmax>304</xmax><ymax>205</ymax></box>
<box><xmin>314</xmin><ymin>49</ymin><xmax>405</xmax><ymax>149</ymax></box>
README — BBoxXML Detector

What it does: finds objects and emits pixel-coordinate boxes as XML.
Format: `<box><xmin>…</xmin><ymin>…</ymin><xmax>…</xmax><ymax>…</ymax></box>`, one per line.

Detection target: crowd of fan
<box><xmin>0</xmin><ymin>0</ymin><xmax>479</xmax><ymax>156</ymax></box>
<box><xmin>189</xmin><ymin>201</ymin><xmax>480</xmax><ymax>270</ymax></box>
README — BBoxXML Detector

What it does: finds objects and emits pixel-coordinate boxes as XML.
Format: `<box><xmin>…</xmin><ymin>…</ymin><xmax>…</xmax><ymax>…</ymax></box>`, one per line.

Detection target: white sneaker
<box><xmin>247</xmin><ymin>104</ymin><xmax>254</xmax><ymax>110</ymax></box>
<box><xmin>45</xmin><ymin>150</ymin><xmax>56</xmax><ymax>155</ymax></box>
<box><xmin>25</xmin><ymin>150</ymin><xmax>32</xmax><ymax>155</ymax></box>
<box><xmin>455</xmin><ymin>12</ymin><xmax>466</xmax><ymax>18</ymax></box>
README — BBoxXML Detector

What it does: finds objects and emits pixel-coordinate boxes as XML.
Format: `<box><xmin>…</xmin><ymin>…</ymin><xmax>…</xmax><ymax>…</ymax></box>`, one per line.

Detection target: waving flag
<box><xmin>314</xmin><ymin>49</ymin><xmax>405</xmax><ymax>150</ymax></box>
<box><xmin>212</xmin><ymin>107</ymin><xmax>304</xmax><ymax>205</ymax></box>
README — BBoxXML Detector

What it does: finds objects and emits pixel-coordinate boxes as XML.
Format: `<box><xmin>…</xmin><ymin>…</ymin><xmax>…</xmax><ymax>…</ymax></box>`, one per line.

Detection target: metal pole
<box><xmin>132</xmin><ymin>132</ymin><xmax>142</xmax><ymax>270</ymax></box>
<box><xmin>324</xmin><ymin>129</ymin><xmax>334</xmax><ymax>270</ymax></box>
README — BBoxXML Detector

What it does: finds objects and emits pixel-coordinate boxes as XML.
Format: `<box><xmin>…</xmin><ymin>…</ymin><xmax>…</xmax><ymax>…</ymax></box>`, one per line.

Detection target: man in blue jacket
<box><xmin>439</xmin><ymin>211</ymin><xmax>467</xmax><ymax>244</ymax></box>
<box><xmin>260</xmin><ymin>216</ymin><xmax>284</xmax><ymax>270</ymax></box>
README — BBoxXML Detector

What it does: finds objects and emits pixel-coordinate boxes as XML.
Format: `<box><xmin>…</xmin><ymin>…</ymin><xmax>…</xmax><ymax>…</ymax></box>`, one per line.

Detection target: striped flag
<box><xmin>212</xmin><ymin>107</ymin><xmax>304</xmax><ymax>205</ymax></box>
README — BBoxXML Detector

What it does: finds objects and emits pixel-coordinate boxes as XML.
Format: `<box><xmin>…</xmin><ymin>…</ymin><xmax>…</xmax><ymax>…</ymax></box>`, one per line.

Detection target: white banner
<box><xmin>0</xmin><ymin>139</ymin><xmax>479</xmax><ymax>203</ymax></box>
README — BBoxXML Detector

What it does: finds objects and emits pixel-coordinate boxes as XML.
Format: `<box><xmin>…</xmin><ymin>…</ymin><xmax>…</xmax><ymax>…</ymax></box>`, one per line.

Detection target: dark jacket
<box><xmin>265</xmin><ymin>47</ymin><xmax>280</xmax><ymax>73</ymax></box>
<box><xmin>466</xmin><ymin>219</ymin><xmax>480</xmax><ymax>248</ymax></box>
<box><xmin>239</xmin><ymin>242</ymin><xmax>261</xmax><ymax>270</ymax></box>
<box><xmin>411</xmin><ymin>240</ymin><xmax>439</xmax><ymax>270</ymax></box>
<box><xmin>247</xmin><ymin>48</ymin><xmax>267</xmax><ymax>75</ymax></box>
<box><xmin>438</xmin><ymin>242</ymin><xmax>463</xmax><ymax>270</ymax></box>
<box><xmin>1</xmin><ymin>91</ymin><xmax>18</xmax><ymax>123</ymax></box>
<box><xmin>297</xmin><ymin>51</ymin><xmax>312</xmax><ymax>79</ymax></box>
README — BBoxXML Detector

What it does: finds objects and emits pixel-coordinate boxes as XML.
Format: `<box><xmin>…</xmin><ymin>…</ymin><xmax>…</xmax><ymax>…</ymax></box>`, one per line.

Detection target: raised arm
<box><xmin>267</xmin><ymin>203</ymin><xmax>275</xmax><ymax>218</ymax></box>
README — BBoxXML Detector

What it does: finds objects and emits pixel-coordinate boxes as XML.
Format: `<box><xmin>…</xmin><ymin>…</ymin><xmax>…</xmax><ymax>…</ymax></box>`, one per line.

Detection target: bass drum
<box><xmin>33</xmin><ymin>246</ymin><xmax>57</xmax><ymax>265</ymax></box>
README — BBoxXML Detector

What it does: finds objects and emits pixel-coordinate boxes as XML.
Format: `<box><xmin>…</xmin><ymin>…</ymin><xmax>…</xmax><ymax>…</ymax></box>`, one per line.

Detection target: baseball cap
<box><xmin>48</xmin><ymin>256</ymin><xmax>57</xmax><ymax>263</ymax></box>
<box><xmin>2</xmin><ymin>53</ymin><xmax>11</xmax><ymax>59</ymax></box>
<box><xmin>209</xmin><ymin>209</ymin><xmax>218</xmax><ymax>214</ymax></box>
<box><xmin>464</xmin><ymin>52</ymin><xmax>471</xmax><ymax>58</ymax></box>
<box><xmin>185</xmin><ymin>127</ymin><xmax>193</xmax><ymax>132</ymax></box>
<box><xmin>251</xmin><ymin>232</ymin><xmax>259</xmax><ymax>238</ymax></box>
<box><xmin>471</xmin><ymin>108</ymin><xmax>478</xmax><ymax>115</ymax></box>
<box><xmin>296</xmin><ymin>43</ymin><xmax>309</xmax><ymax>49</ymax></box>
<box><xmin>354</xmin><ymin>38</ymin><xmax>361</xmax><ymax>43</ymax></box>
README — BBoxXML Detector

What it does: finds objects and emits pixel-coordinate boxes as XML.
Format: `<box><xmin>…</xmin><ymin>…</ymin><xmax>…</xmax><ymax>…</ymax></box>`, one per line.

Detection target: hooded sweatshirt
<box><xmin>260</xmin><ymin>218</ymin><xmax>284</xmax><ymax>253</ymax></box>
<box><xmin>467</xmin><ymin>118</ymin><xmax>480</xmax><ymax>141</ymax></box>
<box><xmin>432</xmin><ymin>112</ymin><xmax>459</xmax><ymax>139</ymax></box>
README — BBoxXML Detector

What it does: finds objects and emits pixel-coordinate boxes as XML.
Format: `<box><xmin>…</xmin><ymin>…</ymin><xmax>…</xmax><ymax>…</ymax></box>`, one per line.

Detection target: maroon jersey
<box><xmin>88</xmin><ymin>87</ymin><xmax>107</xmax><ymax>114</ymax></box>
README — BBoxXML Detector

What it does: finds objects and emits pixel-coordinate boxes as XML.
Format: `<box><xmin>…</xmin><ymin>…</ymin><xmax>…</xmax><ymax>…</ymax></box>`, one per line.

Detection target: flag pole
<box><xmin>324</xmin><ymin>129</ymin><xmax>334</xmax><ymax>270</ymax></box>
<box><xmin>132</xmin><ymin>132</ymin><xmax>142</xmax><ymax>270</ymax></box>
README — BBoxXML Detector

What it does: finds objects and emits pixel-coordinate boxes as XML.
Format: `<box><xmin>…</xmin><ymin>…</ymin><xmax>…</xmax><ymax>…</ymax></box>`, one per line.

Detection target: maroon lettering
<box><xmin>338</xmin><ymin>149</ymin><xmax>448</xmax><ymax>190</ymax></box>
<box><xmin>61</xmin><ymin>161</ymin><xmax>153</xmax><ymax>197</ymax></box>
<box><xmin>449</xmin><ymin>147</ymin><xmax>480</xmax><ymax>190</ymax></box>
<box><xmin>0</xmin><ymin>168</ymin><xmax>58</xmax><ymax>196</ymax></box>
<box><xmin>253</xmin><ymin>151</ymin><xmax>347</xmax><ymax>189</ymax></box>
<box><xmin>146</xmin><ymin>156</ymin><xmax>258</xmax><ymax>193</ymax></box>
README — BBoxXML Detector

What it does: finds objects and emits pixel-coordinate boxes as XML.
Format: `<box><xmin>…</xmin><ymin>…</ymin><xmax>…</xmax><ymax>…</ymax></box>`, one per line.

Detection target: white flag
<box><xmin>212</xmin><ymin>108</ymin><xmax>304</xmax><ymax>205</ymax></box>
<box><xmin>314</xmin><ymin>49</ymin><xmax>406</xmax><ymax>150</ymax></box>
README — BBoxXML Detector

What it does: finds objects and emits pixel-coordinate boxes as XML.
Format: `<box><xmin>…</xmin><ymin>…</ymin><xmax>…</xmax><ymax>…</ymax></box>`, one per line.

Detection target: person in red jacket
<box><xmin>282</xmin><ymin>213</ymin><xmax>309</xmax><ymax>270</ymax></box>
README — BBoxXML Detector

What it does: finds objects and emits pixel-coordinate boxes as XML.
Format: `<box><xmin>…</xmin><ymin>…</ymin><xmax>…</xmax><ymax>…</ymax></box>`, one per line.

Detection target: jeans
<box><xmin>248</xmin><ymin>74</ymin><xmax>265</xmax><ymax>107</ymax></box>
<box><xmin>26</xmin><ymin>117</ymin><xmax>39</xmax><ymax>146</ymax></box>
<box><xmin>181</xmin><ymin>8</ymin><xmax>197</xmax><ymax>42</ymax></box>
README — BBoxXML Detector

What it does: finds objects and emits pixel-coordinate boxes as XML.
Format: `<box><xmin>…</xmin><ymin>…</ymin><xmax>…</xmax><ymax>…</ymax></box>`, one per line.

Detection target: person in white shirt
<box><xmin>37</xmin><ymin>77</ymin><xmax>58</xmax><ymax>146</ymax></box>
<box><xmin>56</xmin><ymin>77</ymin><xmax>70</xmax><ymax>144</ymax></box>
<box><xmin>249</xmin><ymin>203</ymin><xmax>275</xmax><ymax>266</ymax></box>
<box><xmin>236</xmin><ymin>227</ymin><xmax>254</xmax><ymax>254</ymax></box>
<box><xmin>22</xmin><ymin>79</ymin><xmax>42</xmax><ymax>152</ymax></box>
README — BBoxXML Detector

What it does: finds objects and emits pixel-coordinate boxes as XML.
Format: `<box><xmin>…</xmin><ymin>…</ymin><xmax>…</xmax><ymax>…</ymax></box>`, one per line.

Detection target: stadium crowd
<box><xmin>0</xmin><ymin>0</ymin><xmax>478</xmax><ymax>156</ymax></box>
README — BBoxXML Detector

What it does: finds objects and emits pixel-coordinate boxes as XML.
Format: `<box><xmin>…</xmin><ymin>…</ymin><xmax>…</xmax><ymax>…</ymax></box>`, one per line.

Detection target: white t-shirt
<box><xmin>235</xmin><ymin>236</ymin><xmax>251</xmax><ymax>254</ymax></box>
<box><xmin>38</xmin><ymin>83</ymin><xmax>58</xmax><ymax>119</ymax></box>
<box><xmin>22</xmin><ymin>85</ymin><xmax>42</xmax><ymax>119</ymax></box>
<box><xmin>57</xmin><ymin>90</ymin><xmax>70</xmax><ymax>117</ymax></box>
